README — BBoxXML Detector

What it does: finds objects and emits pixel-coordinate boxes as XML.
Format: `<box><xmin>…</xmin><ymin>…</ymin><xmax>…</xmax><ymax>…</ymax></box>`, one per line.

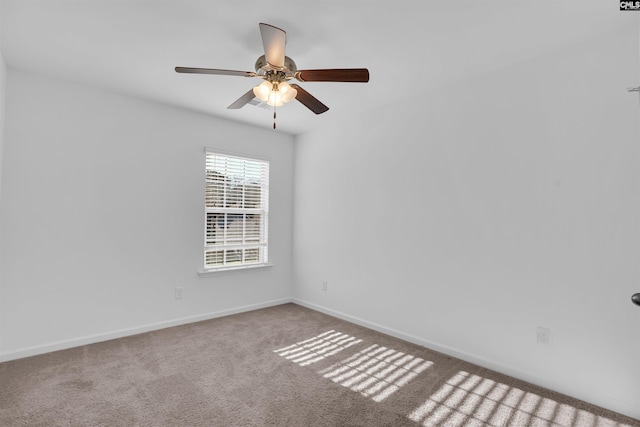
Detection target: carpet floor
<box><xmin>0</xmin><ymin>303</ymin><xmax>638</xmax><ymax>426</ymax></box>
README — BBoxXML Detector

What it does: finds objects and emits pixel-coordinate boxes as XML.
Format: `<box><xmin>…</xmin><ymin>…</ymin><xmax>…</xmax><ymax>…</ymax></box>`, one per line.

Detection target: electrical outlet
<box><xmin>322</xmin><ymin>280</ymin><xmax>328</xmax><ymax>291</ymax></box>
<box><xmin>175</xmin><ymin>287</ymin><xmax>183</xmax><ymax>300</ymax></box>
<box><xmin>537</xmin><ymin>326</ymin><xmax>550</xmax><ymax>345</ymax></box>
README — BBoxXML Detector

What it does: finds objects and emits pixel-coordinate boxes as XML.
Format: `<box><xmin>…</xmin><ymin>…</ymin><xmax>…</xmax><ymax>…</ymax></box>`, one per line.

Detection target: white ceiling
<box><xmin>2</xmin><ymin>1</ymin><xmax>638</xmax><ymax>135</ymax></box>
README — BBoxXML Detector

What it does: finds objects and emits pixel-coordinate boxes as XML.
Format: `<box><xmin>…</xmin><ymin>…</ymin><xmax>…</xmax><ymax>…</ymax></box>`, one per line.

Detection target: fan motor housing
<box><xmin>255</xmin><ymin>55</ymin><xmax>297</xmax><ymax>78</ymax></box>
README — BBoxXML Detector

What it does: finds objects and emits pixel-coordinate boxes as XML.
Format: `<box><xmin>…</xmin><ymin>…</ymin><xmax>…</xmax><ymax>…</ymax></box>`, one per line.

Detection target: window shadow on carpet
<box><xmin>273</xmin><ymin>330</ymin><xmax>362</xmax><ymax>366</ymax></box>
<box><xmin>275</xmin><ymin>331</ymin><xmax>432</xmax><ymax>402</ymax></box>
<box><xmin>274</xmin><ymin>330</ymin><xmax>637</xmax><ymax>427</ymax></box>
<box><xmin>408</xmin><ymin>370</ymin><xmax>635</xmax><ymax>427</ymax></box>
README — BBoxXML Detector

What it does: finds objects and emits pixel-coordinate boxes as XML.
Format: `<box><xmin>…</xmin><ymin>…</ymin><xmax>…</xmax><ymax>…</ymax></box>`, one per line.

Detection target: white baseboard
<box><xmin>0</xmin><ymin>297</ymin><xmax>293</xmax><ymax>363</ymax></box>
<box><xmin>292</xmin><ymin>298</ymin><xmax>640</xmax><ymax>421</ymax></box>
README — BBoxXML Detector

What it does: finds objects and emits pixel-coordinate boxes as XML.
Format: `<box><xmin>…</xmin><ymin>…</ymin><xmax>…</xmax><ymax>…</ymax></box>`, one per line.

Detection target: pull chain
<box><xmin>273</xmin><ymin>85</ymin><xmax>277</xmax><ymax>129</ymax></box>
<box><xmin>268</xmin><ymin>86</ymin><xmax>277</xmax><ymax>129</ymax></box>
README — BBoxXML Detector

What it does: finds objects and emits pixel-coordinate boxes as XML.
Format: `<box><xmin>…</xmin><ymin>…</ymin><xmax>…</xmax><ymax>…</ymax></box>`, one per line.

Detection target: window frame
<box><xmin>199</xmin><ymin>148</ymin><xmax>271</xmax><ymax>275</ymax></box>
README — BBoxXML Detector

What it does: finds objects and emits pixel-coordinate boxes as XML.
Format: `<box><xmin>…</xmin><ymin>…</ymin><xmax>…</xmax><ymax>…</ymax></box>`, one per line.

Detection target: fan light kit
<box><xmin>176</xmin><ymin>23</ymin><xmax>370</xmax><ymax>129</ymax></box>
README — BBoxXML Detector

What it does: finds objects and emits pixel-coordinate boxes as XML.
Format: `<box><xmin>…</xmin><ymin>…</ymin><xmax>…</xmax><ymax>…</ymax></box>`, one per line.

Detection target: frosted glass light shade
<box><xmin>267</xmin><ymin>96</ymin><xmax>284</xmax><ymax>107</ymax></box>
<box><xmin>279</xmin><ymin>82</ymin><xmax>298</xmax><ymax>103</ymax></box>
<box><xmin>252</xmin><ymin>80</ymin><xmax>297</xmax><ymax>107</ymax></box>
<box><xmin>253</xmin><ymin>80</ymin><xmax>272</xmax><ymax>102</ymax></box>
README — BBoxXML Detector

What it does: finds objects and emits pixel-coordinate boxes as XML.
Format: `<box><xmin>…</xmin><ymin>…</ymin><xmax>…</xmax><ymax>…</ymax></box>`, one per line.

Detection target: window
<box><xmin>204</xmin><ymin>149</ymin><xmax>269</xmax><ymax>271</ymax></box>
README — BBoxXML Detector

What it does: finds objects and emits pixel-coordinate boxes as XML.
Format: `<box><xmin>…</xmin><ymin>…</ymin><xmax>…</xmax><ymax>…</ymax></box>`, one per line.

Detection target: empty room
<box><xmin>1</xmin><ymin>1</ymin><xmax>639</xmax><ymax>426</ymax></box>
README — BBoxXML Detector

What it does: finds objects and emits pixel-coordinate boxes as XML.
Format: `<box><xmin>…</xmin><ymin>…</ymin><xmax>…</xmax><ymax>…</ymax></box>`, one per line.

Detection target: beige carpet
<box><xmin>0</xmin><ymin>303</ymin><xmax>638</xmax><ymax>426</ymax></box>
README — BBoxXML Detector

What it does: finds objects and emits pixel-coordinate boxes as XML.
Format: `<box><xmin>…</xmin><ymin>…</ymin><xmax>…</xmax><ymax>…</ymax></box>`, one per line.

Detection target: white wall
<box><xmin>0</xmin><ymin>70</ymin><xmax>294</xmax><ymax>359</ymax></box>
<box><xmin>293</xmin><ymin>24</ymin><xmax>640</xmax><ymax>418</ymax></box>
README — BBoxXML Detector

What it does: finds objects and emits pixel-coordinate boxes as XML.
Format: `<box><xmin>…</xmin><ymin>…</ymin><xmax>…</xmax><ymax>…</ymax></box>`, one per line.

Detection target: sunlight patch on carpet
<box><xmin>408</xmin><ymin>371</ymin><xmax>635</xmax><ymax>427</ymax></box>
<box><xmin>318</xmin><ymin>344</ymin><xmax>433</xmax><ymax>402</ymax></box>
<box><xmin>273</xmin><ymin>330</ymin><xmax>362</xmax><ymax>366</ymax></box>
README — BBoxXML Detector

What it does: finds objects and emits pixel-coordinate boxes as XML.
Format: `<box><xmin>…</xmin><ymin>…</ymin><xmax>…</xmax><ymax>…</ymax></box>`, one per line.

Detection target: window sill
<box><xmin>198</xmin><ymin>263</ymin><xmax>274</xmax><ymax>278</ymax></box>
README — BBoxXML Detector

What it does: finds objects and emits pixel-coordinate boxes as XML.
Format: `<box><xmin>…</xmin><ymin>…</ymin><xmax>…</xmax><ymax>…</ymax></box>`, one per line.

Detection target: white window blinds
<box><xmin>204</xmin><ymin>150</ymin><xmax>269</xmax><ymax>270</ymax></box>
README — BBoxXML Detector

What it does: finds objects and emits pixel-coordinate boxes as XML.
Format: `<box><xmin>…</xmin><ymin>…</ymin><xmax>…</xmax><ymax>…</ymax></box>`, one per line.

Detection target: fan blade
<box><xmin>295</xmin><ymin>68</ymin><xmax>369</xmax><ymax>82</ymax></box>
<box><xmin>175</xmin><ymin>67</ymin><xmax>256</xmax><ymax>77</ymax></box>
<box><xmin>227</xmin><ymin>89</ymin><xmax>256</xmax><ymax>109</ymax></box>
<box><xmin>259</xmin><ymin>23</ymin><xmax>286</xmax><ymax>69</ymax></box>
<box><xmin>290</xmin><ymin>84</ymin><xmax>329</xmax><ymax>114</ymax></box>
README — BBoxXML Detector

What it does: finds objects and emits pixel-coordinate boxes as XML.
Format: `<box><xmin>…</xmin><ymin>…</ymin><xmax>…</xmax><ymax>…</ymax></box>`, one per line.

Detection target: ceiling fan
<box><xmin>175</xmin><ymin>23</ymin><xmax>369</xmax><ymax>128</ymax></box>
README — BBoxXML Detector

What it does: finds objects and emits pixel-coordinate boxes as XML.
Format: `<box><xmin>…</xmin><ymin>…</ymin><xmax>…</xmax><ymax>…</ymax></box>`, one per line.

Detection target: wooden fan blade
<box><xmin>259</xmin><ymin>23</ymin><xmax>286</xmax><ymax>69</ymax></box>
<box><xmin>175</xmin><ymin>67</ymin><xmax>256</xmax><ymax>77</ymax></box>
<box><xmin>295</xmin><ymin>68</ymin><xmax>369</xmax><ymax>82</ymax></box>
<box><xmin>290</xmin><ymin>84</ymin><xmax>329</xmax><ymax>114</ymax></box>
<box><xmin>227</xmin><ymin>89</ymin><xmax>256</xmax><ymax>109</ymax></box>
